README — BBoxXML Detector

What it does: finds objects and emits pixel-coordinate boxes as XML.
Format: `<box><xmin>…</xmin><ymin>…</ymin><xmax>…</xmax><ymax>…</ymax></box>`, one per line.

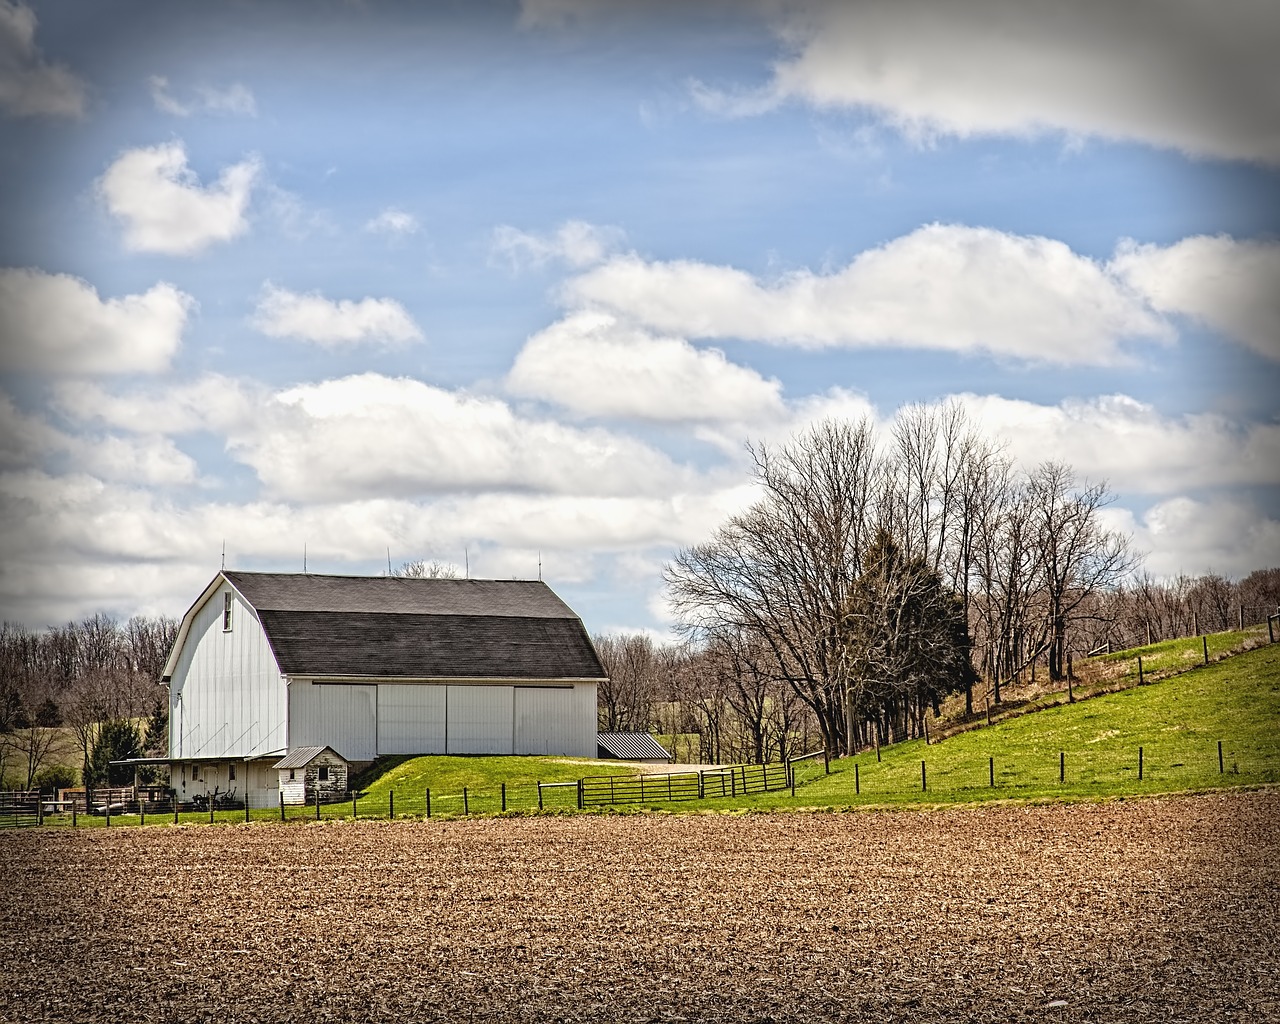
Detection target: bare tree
<box><xmin>1028</xmin><ymin>463</ymin><xmax>1137</xmax><ymax>682</ymax></box>
<box><xmin>394</xmin><ymin>559</ymin><xmax>461</xmax><ymax>579</ymax></box>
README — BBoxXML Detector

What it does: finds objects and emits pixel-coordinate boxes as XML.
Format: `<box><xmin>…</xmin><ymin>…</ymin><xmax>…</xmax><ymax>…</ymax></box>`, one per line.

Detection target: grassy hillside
<box><xmin>741</xmin><ymin>639</ymin><xmax>1280</xmax><ymax>809</ymax></box>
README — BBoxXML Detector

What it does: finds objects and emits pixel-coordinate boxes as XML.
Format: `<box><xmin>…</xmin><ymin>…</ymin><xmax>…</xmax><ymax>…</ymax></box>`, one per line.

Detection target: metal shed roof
<box><xmin>597</xmin><ymin>733</ymin><xmax>672</xmax><ymax>760</ymax></box>
<box><xmin>273</xmin><ymin>746</ymin><xmax>343</xmax><ymax>769</ymax></box>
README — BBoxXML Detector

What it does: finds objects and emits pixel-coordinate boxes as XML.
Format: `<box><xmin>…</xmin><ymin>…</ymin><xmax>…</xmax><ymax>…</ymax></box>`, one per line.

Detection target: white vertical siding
<box><xmin>514</xmin><ymin>684</ymin><xmax>595</xmax><ymax>756</ymax></box>
<box><xmin>289</xmin><ymin>682</ymin><xmax>377</xmax><ymax>761</ymax></box>
<box><xmin>446</xmin><ymin>685</ymin><xmax>515</xmax><ymax>754</ymax></box>
<box><xmin>169</xmin><ymin>586</ymin><xmax>286</xmax><ymax>760</ymax></box>
<box><xmin>377</xmin><ymin>684</ymin><xmax>446</xmax><ymax>754</ymax></box>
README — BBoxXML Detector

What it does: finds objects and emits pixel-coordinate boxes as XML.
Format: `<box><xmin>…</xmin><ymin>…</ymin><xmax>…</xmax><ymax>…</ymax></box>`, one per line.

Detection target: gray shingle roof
<box><xmin>597</xmin><ymin>733</ymin><xmax>672</xmax><ymax>760</ymax></box>
<box><xmin>224</xmin><ymin>572</ymin><xmax>577</xmax><ymax>617</ymax></box>
<box><xmin>222</xmin><ymin>572</ymin><xmax>605</xmax><ymax>681</ymax></box>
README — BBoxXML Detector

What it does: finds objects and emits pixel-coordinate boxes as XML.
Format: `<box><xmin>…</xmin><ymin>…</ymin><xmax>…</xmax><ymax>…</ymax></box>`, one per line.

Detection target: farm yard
<box><xmin>2</xmin><ymin>789</ymin><xmax>1277</xmax><ymax>1023</ymax></box>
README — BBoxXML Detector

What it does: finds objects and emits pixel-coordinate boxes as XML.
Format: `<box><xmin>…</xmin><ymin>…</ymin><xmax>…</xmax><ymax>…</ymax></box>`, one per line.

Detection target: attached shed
<box><xmin>275</xmin><ymin>746</ymin><xmax>349</xmax><ymax>805</ymax></box>
<box><xmin>597</xmin><ymin>732</ymin><xmax>672</xmax><ymax>763</ymax></box>
<box><xmin>163</xmin><ymin>571</ymin><xmax>607</xmax><ymax>807</ymax></box>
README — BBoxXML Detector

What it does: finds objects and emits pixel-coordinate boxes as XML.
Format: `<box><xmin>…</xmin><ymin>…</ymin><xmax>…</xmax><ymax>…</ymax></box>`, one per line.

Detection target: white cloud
<box><xmin>507</xmin><ymin>311</ymin><xmax>785</xmax><ymax>422</ymax></box>
<box><xmin>242</xmin><ymin>373</ymin><xmax>700</xmax><ymax>502</ymax></box>
<box><xmin>250</xmin><ymin>283</ymin><xmax>423</xmax><ymax>348</ymax></box>
<box><xmin>740</xmin><ymin>0</ymin><xmax>1280</xmax><ymax>165</ymax></box>
<box><xmin>69</xmin><ymin>434</ymin><xmax>198</xmax><ymax>486</ymax></box>
<box><xmin>365</xmin><ymin>207</ymin><xmax>419</xmax><ymax>236</ymax></box>
<box><xmin>1110</xmin><ymin>235</ymin><xmax>1280</xmax><ymax>362</ymax></box>
<box><xmin>0</xmin><ymin>268</ymin><xmax>193</xmax><ymax>374</ymax></box>
<box><xmin>564</xmin><ymin>224</ymin><xmax>1170</xmax><ymax>364</ymax></box>
<box><xmin>1108</xmin><ymin>496</ymin><xmax>1280</xmax><ymax>581</ymax></box>
<box><xmin>97</xmin><ymin>141</ymin><xmax>260</xmax><ymax>255</ymax></box>
<box><xmin>52</xmin><ymin>373</ymin><xmax>259</xmax><ymax>436</ymax></box>
<box><xmin>491</xmin><ymin>220</ymin><xmax>624</xmax><ymax>271</ymax></box>
<box><xmin>957</xmin><ymin>393</ymin><xmax>1280</xmax><ymax>493</ymax></box>
<box><xmin>0</xmin><ymin>1</ymin><xmax>85</xmax><ymax>117</ymax></box>
<box><xmin>148</xmin><ymin>75</ymin><xmax>257</xmax><ymax>117</ymax></box>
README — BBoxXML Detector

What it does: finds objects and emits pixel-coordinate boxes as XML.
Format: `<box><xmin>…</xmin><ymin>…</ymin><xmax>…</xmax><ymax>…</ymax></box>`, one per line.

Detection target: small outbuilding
<box><xmin>275</xmin><ymin>746</ymin><xmax>349</xmax><ymax>805</ymax></box>
<box><xmin>597</xmin><ymin>732</ymin><xmax>672</xmax><ymax>763</ymax></box>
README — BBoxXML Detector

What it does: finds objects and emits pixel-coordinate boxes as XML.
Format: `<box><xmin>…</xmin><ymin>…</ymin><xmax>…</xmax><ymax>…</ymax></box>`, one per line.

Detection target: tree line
<box><xmin>0</xmin><ymin>614</ymin><xmax>176</xmax><ymax>790</ymax></box>
<box><xmin>601</xmin><ymin>406</ymin><xmax>1280</xmax><ymax>761</ymax></box>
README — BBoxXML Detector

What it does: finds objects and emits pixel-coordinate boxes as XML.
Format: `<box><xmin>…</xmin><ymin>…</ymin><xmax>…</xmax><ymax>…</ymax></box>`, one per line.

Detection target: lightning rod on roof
<box><xmin>387</xmin><ymin>547</ymin><xmax>393</xmax><ymax>576</ymax></box>
<box><xmin>538</xmin><ymin>550</ymin><xmax>542</xmax><ymax>581</ymax></box>
<box><xmin>303</xmin><ymin>543</ymin><xmax>307</xmax><ymax>574</ymax></box>
<box><xmin>465</xmin><ymin>545</ymin><xmax>469</xmax><ymax>579</ymax></box>
<box><xmin>221</xmin><ymin>540</ymin><xmax>225</xmax><ymax>571</ymax></box>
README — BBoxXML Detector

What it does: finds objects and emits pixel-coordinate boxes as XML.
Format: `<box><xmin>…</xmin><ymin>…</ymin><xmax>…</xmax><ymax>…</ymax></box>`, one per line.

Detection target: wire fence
<box><xmin>6</xmin><ymin>738</ymin><xmax>1276</xmax><ymax>830</ymax></box>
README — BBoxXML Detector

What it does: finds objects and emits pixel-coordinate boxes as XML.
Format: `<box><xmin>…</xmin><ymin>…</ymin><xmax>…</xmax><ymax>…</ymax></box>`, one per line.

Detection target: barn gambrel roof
<box><xmin>164</xmin><ymin>572</ymin><xmax>607</xmax><ymax>682</ymax></box>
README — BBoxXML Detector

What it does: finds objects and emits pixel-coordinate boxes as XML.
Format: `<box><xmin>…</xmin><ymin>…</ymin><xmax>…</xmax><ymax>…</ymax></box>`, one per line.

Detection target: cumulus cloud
<box><xmin>52</xmin><ymin>373</ymin><xmax>259</xmax><ymax>436</ymax></box>
<box><xmin>97</xmin><ymin>141</ymin><xmax>260</xmax><ymax>255</ymax></box>
<box><xmin>1110</xmin><ymin>235</ymin><xmax>1280</xmax><ymax>362</ymax></box>
<box><xmin>563</xmin><ymin>224</ymin><xmax>1170</xmax><ymax>364</ymax></box>
<box><xmin>250</xmin><ymin>283</ymin><xmax>423</xmax><ymax>348</ymax></box>
<box><xmin>0</xmin><ymin>1</ymin><xmax>85</xmax><ymax>117</ymax></box>
<box><xmin>1108</xmin><ymin>496</ymin><xmax>1280</xmax><ymax>580</ymax></box>
<box><xmin>148</xmin><ymin>75</ymin><xmax>257</xmax><ymax>117</ymax></box>
<box><xmin>507</xmin><ymin>311</ymin><xmax>785</xmax><ymax>422</ymax></box>
<box><xmin>709</xmin><ymin>0</ymin><xmax>1280</xmax><ymax>165</ymax></box>
<box><xmin>365</xmin><ymin>207</ymin><xmax>419</xmax><ymax>235</ymax></box>
<box><xmin>957</xmin><ymin>393</ymin><xmax>1280</xmax><ymax>493</ymax></box>
<box><xmin>241</xmin><ymin>373</ymin><xmax>701</xmax><ymax>502</ymax></box>
<box><xmin>0</xmin><ymin>268</ymin><xmax>193</xmax><ymax>374</ymax></box>
<box><xmin>491</xmin><ymin>220</ymin><xmax>624</xmax><ymax>271</ymax></box>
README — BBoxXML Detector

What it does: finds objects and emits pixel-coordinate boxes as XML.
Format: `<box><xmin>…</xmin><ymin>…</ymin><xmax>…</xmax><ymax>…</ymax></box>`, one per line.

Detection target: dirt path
<box><xmin>2</xmin><ymin>790</ymin><xmax>1276</xmax><ymax>1023</ymax></box>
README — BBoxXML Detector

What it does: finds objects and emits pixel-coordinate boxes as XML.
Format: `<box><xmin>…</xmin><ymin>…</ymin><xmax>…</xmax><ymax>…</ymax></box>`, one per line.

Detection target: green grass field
<box><xmin>34</xmin><ymin>639</ymin><xmax>1279</xmax><ymax>828</ymax></box>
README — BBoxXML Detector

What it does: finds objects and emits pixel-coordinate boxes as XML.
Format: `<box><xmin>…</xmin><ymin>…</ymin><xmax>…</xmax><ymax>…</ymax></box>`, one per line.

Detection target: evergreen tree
<box><xmin>87</xmin><ymin>719</ymin><xmax>142</xmax><ymax>787</ymax></box>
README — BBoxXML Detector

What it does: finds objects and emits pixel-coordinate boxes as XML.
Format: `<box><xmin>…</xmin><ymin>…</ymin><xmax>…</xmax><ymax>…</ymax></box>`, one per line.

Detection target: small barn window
<box><xmin>223</xmin><ymin>592</ymin><xmax>233</xmax><ymax>631</ymax></box>
<box><xmin>191</xmin><ymin>765</ymin><xmax>199</xmax><ymax>781</ymax></box>
<box><xmin>288</xmin><ymin>769</ymin><xmax>296</xmax><ymax>781</ymax></box>
<box><xmin>318</xmin><ymin>765</ymin><xmax>329</xmax><ymax>782</ymax></box>
<box><xmin>228</xmin><ymin>764</ymin><xmax>236</xmax><ymax>781</ymax></box>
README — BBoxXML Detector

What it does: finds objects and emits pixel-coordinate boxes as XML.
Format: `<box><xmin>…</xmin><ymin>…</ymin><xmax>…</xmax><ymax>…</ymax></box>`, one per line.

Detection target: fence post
<box><xmin>389</xmin><ymin>790</ymin><xmax>394</xmax><ymax>820</ymax></box>
<box><xmin>576</xmin><ymin>779</ymin><xmax>583</xmax><ymax>810</ymax></box>
<box><xmin>72</xmin><ymin>801</ymin><xmax>77</xmax><ymax>828</ymax></box>
<box><xmin>1138</xmin><ymin>746</ymin><xmax>1144</xmax><ymax>781</ymax></box>
<box><xmin>462</xmin><ymin>787</ymin><xmax>468</xmax><ymax>816</ymax></box>
<box><xmin>279</xmin><ymin>791</ymin><xmax>285</xmax><ymax>822</ymax></box>
<box><xmin>426</xmin><ymin>788</ymin><xmax>432</xmax><ymax>818</ymax></box>
<box><xmin>210</xmin><ymin>796</ymin><xmax>215</xmax><ymax>825</ymax></box>
<box><xmin>173</xmin><ymin>796</ymin><xmax>178</xmax><ymax>825</ymax></box>
<box><xmin>1059</xmin><ymin>751</ymin><xmax>1065</xmax><ymax>784</ymax></box>
<box><xmin>790</xmin><ymin>766</ymin><xmax>796</xmax><ymax>798</ymax></box>
<box><xmin>536</xmin><ymin>781</ymin><xmax>542</xmax><ymax>810</ymax></box>
<box><xmin>501</xmin><ymin>782</ymin><xmax>506</xmax><ymax>812</ymax></box>
<box><xmin>1202</xmin><ymin>635</ymin><xmax>1209</xmax><ymax>665</ymax></box>
<box><xmin>823</xmin><ymin>748</ymin><xmax>830</xmax><ymax>773</ymax></box>
<box><xmin>105</xmin><ymin>793</ymin><xmax>110</xmax><ymax>828</ymax></box>
<box><xmin>854</xmin><ymin>763</ymin><xmax>860</xmax><ymax>796</ymax></box>
<box><xmin>921</xmin><ymin>760</ymin><xmax>927</xmax><ymax>792</ymax></box>
<box><xmin>989</xmin><ymin>756</ymin><xmax>994</xmax><ymax>787</ymax></box>
<box><xmin>1137</xmin><ymin>656</ymin><xmax>1144</xmax><ymax>685</ymax></box>
<box><xmin>698</xmin><ymin>772</ymin><xmax>705</xmax><ymax>800</ymax></box>
<box><xmin>139</xmin><ymin>801</ymin><xmax>144</xmax><ymax>827</ymax></box>
<box><xmin>731</xmin><ymin>771</ymin><xmax>736</xmax><ymax>798</ymax></box>
<box><xmin>315</xmin><ymin>787</ymin><xmax>320</xmax><ymax>821</ymax></box>
<box><xmin>1218</xmin><ymin>740</ymin><xmax>1224</xmax><ymax>774</ymax></box>
<box><xmin>352</xmin><ymin>793</ymin><xmax>357</xmax><ymax>820</ymax></box>
<box><xmin>875</xmin><ymin>733</ymin><xmax>882</xmax><ymax>761</ymax></box>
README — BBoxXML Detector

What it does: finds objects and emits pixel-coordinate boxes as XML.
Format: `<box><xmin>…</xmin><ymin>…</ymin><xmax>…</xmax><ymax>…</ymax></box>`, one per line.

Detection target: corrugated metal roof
<box><xmin>224</xmin><ymin>572</ymin><xmax>575</xmax><ymax>618</ymax></box>
<box><xmin>273</xmin><ymin>746</ymin><xmax>340</xmax><ymax>769</ymax></box>
<box><xmin>597</xmin><ymin>733</ymin><xmax>671</xmax><ymax>760</ymax></box>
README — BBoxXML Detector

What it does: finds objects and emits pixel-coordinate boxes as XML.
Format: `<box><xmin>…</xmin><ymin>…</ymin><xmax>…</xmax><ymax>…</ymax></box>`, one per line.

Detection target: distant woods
<box><xmin>0</xmin><ymin>614</ymin><xmax>176</xmax><ymax>789</ymax></box>
<box><xmin>601</xmin><ymin>407</ymin><xmax>1280</xmax><ymax>761</ymax></box>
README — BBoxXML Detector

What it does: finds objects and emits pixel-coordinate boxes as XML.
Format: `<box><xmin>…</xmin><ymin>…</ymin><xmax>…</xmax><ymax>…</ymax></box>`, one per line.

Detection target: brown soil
<box><xmin>2</xmin><ymin>791</ymin><xmax>1277</xmax><ymax>1023</ymax></box>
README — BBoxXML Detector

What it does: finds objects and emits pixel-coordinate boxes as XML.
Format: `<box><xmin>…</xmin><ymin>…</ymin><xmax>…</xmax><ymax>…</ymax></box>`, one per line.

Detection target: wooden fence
<box><xmin>579</xmin><ymin>762</ymin><xmax>790</xmax><ymax>807</ymax></box>
<box><xmin>0</xmin><ymin>791</ymin><xmax>41</xmax><ymax>828</ymax></box>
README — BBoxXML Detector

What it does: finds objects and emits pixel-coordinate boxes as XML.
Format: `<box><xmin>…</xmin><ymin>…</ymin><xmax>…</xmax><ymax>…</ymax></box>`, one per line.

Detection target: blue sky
<box><xmin>1</xmin><ymin>0</ymin><xmax>1277</xmax><ymax>633</ymax></box>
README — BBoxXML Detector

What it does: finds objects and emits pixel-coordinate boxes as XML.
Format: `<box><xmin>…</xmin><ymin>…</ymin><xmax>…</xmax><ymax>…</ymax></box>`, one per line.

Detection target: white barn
<box><xmin>162</xmin><ymin>571</ymin><xmax>606</xmax><ymax>808</ymax></box>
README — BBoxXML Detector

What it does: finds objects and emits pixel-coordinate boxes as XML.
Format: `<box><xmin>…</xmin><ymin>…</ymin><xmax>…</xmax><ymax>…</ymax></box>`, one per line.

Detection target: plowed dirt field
<box><xmin>3</xmin><ymin>791</ymin><xmax>1277</xmax><ymax>1023</ymax></box>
